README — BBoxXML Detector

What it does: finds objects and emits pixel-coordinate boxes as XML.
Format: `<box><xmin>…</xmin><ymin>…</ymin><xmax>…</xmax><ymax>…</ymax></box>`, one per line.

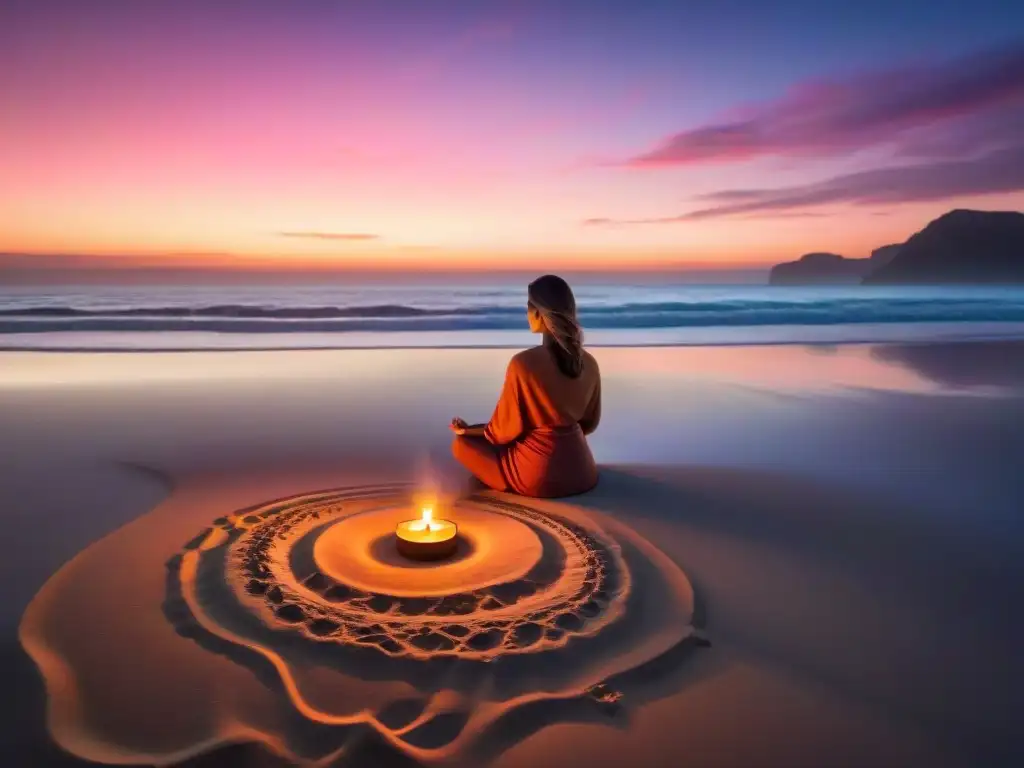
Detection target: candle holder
<box><xmin>395</xmin><ymin>506</ymin><xmax>458</xmax><ymax>561</ymax></box>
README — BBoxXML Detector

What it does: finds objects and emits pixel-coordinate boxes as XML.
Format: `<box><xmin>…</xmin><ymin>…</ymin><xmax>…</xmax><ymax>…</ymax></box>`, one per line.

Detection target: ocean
<box><xmin>3</xmin><ymin>282</ymin><xmax>1024</xmax><ymax>350</ymax></box>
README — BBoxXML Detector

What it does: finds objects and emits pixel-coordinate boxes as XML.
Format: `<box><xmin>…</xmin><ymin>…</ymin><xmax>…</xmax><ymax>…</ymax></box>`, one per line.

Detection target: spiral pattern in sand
<box><xmin>199</xmin><ymin>485</ymin><xmax>629</xmax><ymax>658</ymax></box>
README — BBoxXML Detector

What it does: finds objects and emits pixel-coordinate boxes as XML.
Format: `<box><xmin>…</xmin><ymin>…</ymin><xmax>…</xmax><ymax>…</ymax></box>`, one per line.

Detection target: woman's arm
<box><xmin>483</xmin><ymin>359</ymin><xmax>525</xmax><ymax>445</ymax></box>
<box><xmin>579</xmin><ymin>370</ymin><xmax>602</xmax><ymax>436</ymax></box>
<box><xmin>450</xmin><ymin>359</ymin><xmax>525</xmax><ymax>444</ymax></box>
<box><xmin>450</xmin><ymin>419</ymin><xmax>487</xmax><ymax>437</ymax></box>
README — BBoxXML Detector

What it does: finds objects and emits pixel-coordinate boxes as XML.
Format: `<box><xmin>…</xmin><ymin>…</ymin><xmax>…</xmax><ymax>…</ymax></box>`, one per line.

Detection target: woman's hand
<box><xmin>450</xmin><ymin>417</ymin><xmax>469</xmax><ymax>435</ymax></box>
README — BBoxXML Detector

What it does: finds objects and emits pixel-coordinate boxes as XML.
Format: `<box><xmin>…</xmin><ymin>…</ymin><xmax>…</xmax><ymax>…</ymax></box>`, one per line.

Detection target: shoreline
<box><xmin>4</xmin><ymin>322</ymin><xmax>1024</xmax><ymax>353</ymax></box>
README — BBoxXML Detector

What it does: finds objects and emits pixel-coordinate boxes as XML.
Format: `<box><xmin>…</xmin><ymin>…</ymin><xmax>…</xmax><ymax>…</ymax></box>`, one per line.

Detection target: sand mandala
<box><xmin>24</xmin><ymin>482</ymin><xmax>700</xmax><ymax>767</ymax></box>
<box><xmin>200</xmin><ymin>488</ymin><xmax>627</xmax><ymax>658</ymax></box>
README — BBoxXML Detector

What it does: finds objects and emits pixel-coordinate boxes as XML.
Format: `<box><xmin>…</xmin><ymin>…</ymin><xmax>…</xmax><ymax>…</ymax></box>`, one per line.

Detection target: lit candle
<box><xmin>395</xmin><ymin>505</ymin><xmax>458</xmax><ymax>560</ymax></box>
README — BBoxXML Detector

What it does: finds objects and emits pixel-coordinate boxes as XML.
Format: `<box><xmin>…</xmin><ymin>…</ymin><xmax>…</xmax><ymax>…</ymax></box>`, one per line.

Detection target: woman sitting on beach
<box><xmin>450</xmin><ymin>274</ymin><xmax>601</xmax><ymax>498</ymax></box>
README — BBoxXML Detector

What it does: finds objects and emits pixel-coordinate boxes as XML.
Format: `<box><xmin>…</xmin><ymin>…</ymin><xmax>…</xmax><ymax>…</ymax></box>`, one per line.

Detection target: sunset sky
<box><xmin>2</xmin><ymin>0</ymin><xmax>1024</xmax><ymax>273</ymax></box>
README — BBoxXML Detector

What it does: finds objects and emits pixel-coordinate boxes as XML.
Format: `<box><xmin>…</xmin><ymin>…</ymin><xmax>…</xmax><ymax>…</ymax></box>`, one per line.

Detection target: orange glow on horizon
<box><xmin>6</xmin><ymin>190</ymin><xmax>1024</xmax><ymax>274</ymax></box>
<box><xmin>0</xmin><ymin>247</ymin><xmax>779</xmax><ymax>274</ymax></box>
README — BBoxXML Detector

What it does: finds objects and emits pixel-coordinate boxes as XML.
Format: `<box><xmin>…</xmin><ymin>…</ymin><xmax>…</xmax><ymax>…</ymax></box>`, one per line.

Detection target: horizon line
<box><xmin>0</xmin><ymin>253</ymin><xmax>771</xmax><ymax>274</ymax></box>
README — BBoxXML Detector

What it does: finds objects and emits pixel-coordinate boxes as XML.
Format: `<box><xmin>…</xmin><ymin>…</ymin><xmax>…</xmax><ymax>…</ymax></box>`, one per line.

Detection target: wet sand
<box><xmin>2</xmin><ymin>342</ymin><xmax>1023</xmax><ymax>767</ymax></box>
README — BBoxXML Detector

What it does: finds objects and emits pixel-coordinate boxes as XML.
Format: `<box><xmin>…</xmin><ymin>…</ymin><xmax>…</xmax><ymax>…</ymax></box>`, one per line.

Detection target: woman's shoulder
<box><xmin>512</xmin><ymin>346</ymin><xmax>599</xmax><ymax>379</ymax></box>
<box><xmin>508</xmin><ymin>346</ymin><xmax>544</xmax><ymax>375</ymax></box>
<box><xmin>511</xmin><ymin>346</ymin><xmax>547</xmax><ymax>365</ymax></box>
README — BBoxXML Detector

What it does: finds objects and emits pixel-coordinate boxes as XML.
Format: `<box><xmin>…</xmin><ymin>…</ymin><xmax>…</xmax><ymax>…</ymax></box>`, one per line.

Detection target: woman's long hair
<box><xmin>527</xmin><ymin>274</ymin><xmax>584</xmax><ymax>378</ymax></box>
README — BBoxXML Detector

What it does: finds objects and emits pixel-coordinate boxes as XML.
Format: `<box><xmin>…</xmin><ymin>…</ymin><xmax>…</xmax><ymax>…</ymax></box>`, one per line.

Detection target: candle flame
<box><xmin>409</xmin><ymin>505</ymin><xmax>441</xmax><ymax>532</ymax></box>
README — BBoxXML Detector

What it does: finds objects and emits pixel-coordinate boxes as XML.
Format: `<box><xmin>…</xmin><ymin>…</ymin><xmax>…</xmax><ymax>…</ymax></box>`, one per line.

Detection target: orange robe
<box><xmin>454</xmin><ymin>346</ymin><xmax>601</xmax><ymax>497</ymax></box>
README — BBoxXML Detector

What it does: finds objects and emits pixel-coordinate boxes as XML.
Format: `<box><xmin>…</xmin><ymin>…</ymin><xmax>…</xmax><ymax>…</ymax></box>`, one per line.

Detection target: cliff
<box><xmin>769</xmin><ymin>252</ymin><xmax>871</xmax><ymax>285</ymax></box>
<box><xmin>864</xmin><ymin>210</ymin><xmax>1024</xmax><ymax>284</ymax></box>
<box><xmin>870</xmin><ymin>243</ymin><xmax>903</xmax><ymax>264</ymax></box>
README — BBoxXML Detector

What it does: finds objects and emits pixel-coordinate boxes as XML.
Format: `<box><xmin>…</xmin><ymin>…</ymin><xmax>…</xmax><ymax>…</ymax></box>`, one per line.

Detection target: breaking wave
<box><xmin>5</xmin><ymin>297</ymin><xmax>1024</xmax><ymax>333</ymax></box>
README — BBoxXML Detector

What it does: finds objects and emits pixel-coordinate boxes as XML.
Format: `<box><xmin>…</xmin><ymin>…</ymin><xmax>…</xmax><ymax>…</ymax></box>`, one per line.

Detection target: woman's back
<box><xmin>450</xmin><ymin>274</ymin><xmax>601</xmax><ymax>498</ymax></box>
<box><xmin>480</xmin><ymin>346</ymin><xmax>600</xmax><ymax>497</ymax></box>
<box><xmin>485</xmin><ymin>346</ymin><xmax>601</xmax><ymax>445</ymax></box>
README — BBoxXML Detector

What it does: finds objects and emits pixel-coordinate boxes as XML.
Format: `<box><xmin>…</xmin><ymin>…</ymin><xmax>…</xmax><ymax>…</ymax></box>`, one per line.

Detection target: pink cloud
<box><xmin>624</xmin><ymin>42</ymin><xmax>1024</xmax><ymax>167</ymax></box>
<box><xmin>588</xmin><ymin>143</ymin><xmax>1024</xmax><ymax>223</ymax></box>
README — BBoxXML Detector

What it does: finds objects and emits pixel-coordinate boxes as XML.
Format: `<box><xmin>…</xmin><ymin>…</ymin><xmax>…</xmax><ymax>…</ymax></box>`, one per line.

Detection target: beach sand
<box><xmin>3</xmin><ymin>343</ymin><xmax>1023</xmax><ymax>767</ymax></box>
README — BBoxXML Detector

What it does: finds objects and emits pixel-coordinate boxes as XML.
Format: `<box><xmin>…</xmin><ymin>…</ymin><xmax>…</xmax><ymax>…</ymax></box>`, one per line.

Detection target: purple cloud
<box><xmin>278</xmin><ymin>232</ymin><xmax>380</xmax><ymax>241</ymax></box>
<box><xmin>893</xmin><ymin>103</ymin><xmax>1024</xmax><ymax>159</ymax></box>
<box><xmin>588</xmin><ymin>143</ymin><xmax>1024</xmax><ymax>223</ymax></box>
<box><xmin>625</xmin><ymin>42</ymin><xmax>1024</xmax><ymax>167</ymax></box>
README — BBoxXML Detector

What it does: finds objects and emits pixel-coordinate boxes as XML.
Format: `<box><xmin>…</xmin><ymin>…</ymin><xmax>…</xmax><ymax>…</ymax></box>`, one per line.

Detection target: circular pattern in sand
<box><xmin>312</xmin><ymin>504</ymin><xmax>544</xmax><ymax>596</ymax></box>
<box><xmin>219</xmin><ymin>487</ymin><xmax>628</xmax><ymax>658</ymax></box>
<box><xmin>26</xmin><ymin>482</ymin><xmax>697</xmax><ymax>766</ymax></box>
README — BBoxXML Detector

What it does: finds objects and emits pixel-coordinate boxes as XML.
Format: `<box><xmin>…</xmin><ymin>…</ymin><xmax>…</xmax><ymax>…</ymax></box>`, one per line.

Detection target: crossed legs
<box><xmin>451</xmin><ymin>435</ymin><xmax>510</xmax><ymax>492</ymax></box>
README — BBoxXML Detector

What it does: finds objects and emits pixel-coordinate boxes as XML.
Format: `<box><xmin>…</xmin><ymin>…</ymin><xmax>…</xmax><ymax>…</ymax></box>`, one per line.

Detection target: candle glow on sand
<box><xmin>395</xmin><ymin>504</ymin><xmax>458</xmax><ymax>561</ymax></box>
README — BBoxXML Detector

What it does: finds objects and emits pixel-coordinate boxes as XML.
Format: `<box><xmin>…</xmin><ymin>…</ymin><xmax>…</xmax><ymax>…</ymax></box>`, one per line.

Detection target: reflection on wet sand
<box><xmin>871</xmin><ymin>340</ymin><xmax>1024</xmax><ymax>391</ymax></box>
<box><xmin>596</xmin><ymin>344</ymin><xmax>940</xmax><ymax>394</ymax></box>
<box><xmin>6</xmin><ymin>342</ymin><xmax>1023</xmax><ymax>396</ymax></box>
